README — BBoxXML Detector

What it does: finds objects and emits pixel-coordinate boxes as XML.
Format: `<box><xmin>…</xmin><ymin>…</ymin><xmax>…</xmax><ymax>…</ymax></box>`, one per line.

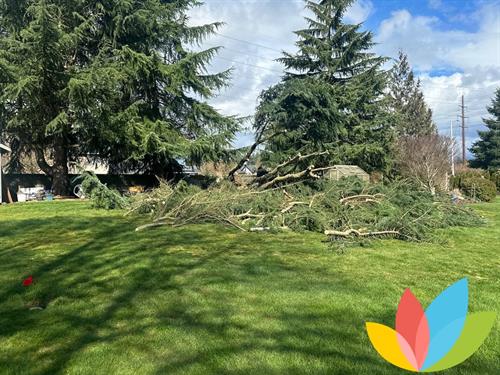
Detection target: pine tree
<box><xmin>388</xmin><ymin>51</ymin><xmax>436</xmax><ymax>136</ymax></box>
<box><xmin>255</xmin><ymin>0</ymin><xmax>395</xmax><ymax>173</ymax></box>
<box><xmin>470</xmin><ymin>88</ymin><xmax>500</xmax><ymax>170</ymax></box>
<box><xmin>0</xmin><ymin>0</ymin><xmax>237</xmax><ymax>194</ymax></box>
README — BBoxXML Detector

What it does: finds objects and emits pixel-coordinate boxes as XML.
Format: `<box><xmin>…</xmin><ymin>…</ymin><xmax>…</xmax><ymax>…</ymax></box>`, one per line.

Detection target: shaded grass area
<box><xmin>0</xmin><ymin>200</ymin><xmax>498</xmax><ymax>374</ymax></box>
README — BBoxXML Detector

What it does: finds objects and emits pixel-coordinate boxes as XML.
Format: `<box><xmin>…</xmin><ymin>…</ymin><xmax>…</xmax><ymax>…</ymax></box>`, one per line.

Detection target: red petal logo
<box><xmin>396</xmin><ymin>289</ymin><xmax>430</xmax><ymax>370</ymax></box>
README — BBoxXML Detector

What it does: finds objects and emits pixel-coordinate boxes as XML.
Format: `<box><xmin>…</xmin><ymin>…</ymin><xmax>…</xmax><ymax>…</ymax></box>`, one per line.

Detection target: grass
<box><xmin>0</xmin><ymin>199</ymin><xmax>498</xmax><ymax>375</ymax></box>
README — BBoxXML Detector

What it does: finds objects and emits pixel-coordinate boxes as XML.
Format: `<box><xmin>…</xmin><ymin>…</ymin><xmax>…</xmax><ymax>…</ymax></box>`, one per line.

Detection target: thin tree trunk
<box><xmin>228</xmin><ymin>140</ymin><xmax>260</xmax><ymax>182</ymax></box>
<box><xmin>35</xmin><ymin>147</ymin><xmax>53</xmax><ymax>176</ymax></box>
<box><xmin>51</xmin><ymin>137</ymin><xmax>69</xmax><ymax>196</ymax></box>
<box><xmin>228</xmin><ymin>130</ymin><xmax>284</xmax><ymax>182</ymax></box>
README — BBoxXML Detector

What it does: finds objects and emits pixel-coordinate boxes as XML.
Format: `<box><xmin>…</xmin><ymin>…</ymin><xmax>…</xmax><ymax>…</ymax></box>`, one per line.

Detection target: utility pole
<box><xmin>450</xmin><ymin>120</ymin><xmax>455</xmax><ymax>177</ymax></box>
<box><xmin>460</xmin><ymin>95</ymin><xmax>466</xmax><ymax>166</ymax></box>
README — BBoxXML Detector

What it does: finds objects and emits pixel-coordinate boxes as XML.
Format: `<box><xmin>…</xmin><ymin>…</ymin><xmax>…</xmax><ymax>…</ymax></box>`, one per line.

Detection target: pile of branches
<box><xmin>129</xmin><ymin>178</ymin><xmax>483</xmax><ymax>243</ymax></box>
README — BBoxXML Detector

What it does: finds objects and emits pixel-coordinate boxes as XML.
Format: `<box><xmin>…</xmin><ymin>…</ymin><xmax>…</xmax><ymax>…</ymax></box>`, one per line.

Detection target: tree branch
<box><xmin>259</xmin><ymin>165</ymin><xmax>336</xmax><ymax>190</ymax></box>
<box><xmin>324</xmin><ymin>229</ymin><xmax>400</xmax><ymax>237</ymax></box>
<box><xmin>35</xmin><ymin>147</ymin><xmax>53</xmax><ymax>175</ymax></box>
<box><xmin>256</xmin><ymin>150</ymin><xmax>329</xmax><ymax>183</ymax></box>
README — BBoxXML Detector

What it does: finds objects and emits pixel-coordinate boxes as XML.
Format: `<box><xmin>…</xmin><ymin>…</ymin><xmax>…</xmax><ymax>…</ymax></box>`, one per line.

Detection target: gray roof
<box><xmin>0</xmin><ymin>143</ymin><xmax>11</xmax><ymax>153</ymax></box>
<box><xmin>331</xmin><ymin>165</ymin><xmax>368</xmax><ymax>174</ymax></box>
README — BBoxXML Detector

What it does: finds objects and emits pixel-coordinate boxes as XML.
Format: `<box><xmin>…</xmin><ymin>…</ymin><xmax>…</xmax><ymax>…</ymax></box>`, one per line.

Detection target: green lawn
<box><xmin>0</xmin><ymin>200</ymin><xmax>498</xmax><ymax>375</ymax></box>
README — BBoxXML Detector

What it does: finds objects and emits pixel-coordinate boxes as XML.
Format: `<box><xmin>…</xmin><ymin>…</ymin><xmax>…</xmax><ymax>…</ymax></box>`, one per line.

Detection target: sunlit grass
<box><xmin>0</xmin><ymin>199</ymin><xmax>498</xmax><ymax>374</ymax></box>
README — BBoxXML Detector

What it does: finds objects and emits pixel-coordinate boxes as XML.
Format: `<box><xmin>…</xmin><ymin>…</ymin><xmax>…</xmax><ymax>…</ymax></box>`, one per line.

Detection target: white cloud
<box><xmin>188</xmin><ymin>0</ymin><xmax>304</xmax><ymax>119</ymax></box>
<box><xmin>428</xmin><ymin>0</ymin><xmax>443</xmax><ymax>10</ymax></box>
<box><xmin>345</xmin><ymin>0</ymin><xmax>374</xmax><ymax>23</ymax></box>
<box><xmin>375</xmin><ymin>5</ymin><xmax>500</xmax><ymax>152</ymax></box>
<box><xmin>189</xmin><ymin>1</ymin><xmax>500</xmax><ymax>153</ymax></box>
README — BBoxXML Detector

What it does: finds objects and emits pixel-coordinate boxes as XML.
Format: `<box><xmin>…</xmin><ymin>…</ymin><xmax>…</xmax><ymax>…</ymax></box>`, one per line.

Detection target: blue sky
<box><xmin>189</xmin><ymin>0</ymin><xmax>500</xmax><ymax>156</ymax></box>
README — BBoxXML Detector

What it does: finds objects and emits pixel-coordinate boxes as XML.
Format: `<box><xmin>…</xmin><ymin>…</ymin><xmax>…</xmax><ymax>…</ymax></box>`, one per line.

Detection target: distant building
<box><xmin>69</xmin><ymin>157</ymin><xmax>109</xmax><ymax>174</ymax></box>
<box><xmin>237</xmin><ymin>164</ymin><xmax>255</xmax><ymax>175</ymax></box>
<box><xmin>181</xmin><ymin>165</ymin><xmax>199</xmax><ymax>176</ymax></box>
<box><xmin>324</xmin><ymin>165</ymin><xmax>370</xmax><ymax>183</ymax></box>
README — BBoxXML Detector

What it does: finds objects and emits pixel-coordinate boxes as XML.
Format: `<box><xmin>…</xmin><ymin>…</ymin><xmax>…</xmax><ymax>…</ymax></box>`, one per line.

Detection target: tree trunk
<box><xmin>51</xmin><ymin>137</ymin><xmax>70</xmax><ymax>195</ymax></box>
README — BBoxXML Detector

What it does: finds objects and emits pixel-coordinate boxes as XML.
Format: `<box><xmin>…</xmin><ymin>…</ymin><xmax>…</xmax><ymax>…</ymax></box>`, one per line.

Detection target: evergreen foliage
<box><xmin>0</xmin><ymin>0</ymin><xmax>238</xmax><ymax>194</ymax></box>
<box><xmin>388</xmin><ymin>51</ymin><xmax>436</xmax><ymax>136</ymax></box>
<box><xmin>254</xmin><ymin>0</ymin><xmax>395</xmax><ymax>173</ymax></box>
<box><xmin>470</xmin><ymin>88</ymin><xmax>500</xmax><ymax>170</ymax></box>
<box><xmin>130</xmin><ymin>178</ymin><xmax>483</xmax><ymax>245</ymax></box>
<box><xmin>75</xmin><ymin>172</ymin><xmax>127</xmax><ymax>210</ymax></box>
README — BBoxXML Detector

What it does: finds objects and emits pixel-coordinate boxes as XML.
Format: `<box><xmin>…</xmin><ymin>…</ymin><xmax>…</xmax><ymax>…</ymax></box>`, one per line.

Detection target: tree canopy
<box><xmin>470</xmin><ymin>88</ymin><xmax>500</xmax><ymax>170</ymax></box>
<box><xmin>254</xmin><ymin>0</ymin><xmax>395</xmax><ymax>174</ymax></box>
<box><xmin>388</xmin><ymin>51</ymin><xmax>436</xmax><ymax>137</ymax></box>
<box><xmin>0</xmin><ymin>0</ymin><xmax>238</xmax><ymax>194</ymax></box>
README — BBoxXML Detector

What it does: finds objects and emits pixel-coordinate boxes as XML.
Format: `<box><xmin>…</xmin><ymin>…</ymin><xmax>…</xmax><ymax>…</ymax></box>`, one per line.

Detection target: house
<box><xmin>237</xmin><ymin>163</ymin><xmax>256</xmax><ymax>175</ymax></box>
<box><xmin>0</xmin><ymin>143</ymin><xmax>12</xmax><ymax>203</ymax></box>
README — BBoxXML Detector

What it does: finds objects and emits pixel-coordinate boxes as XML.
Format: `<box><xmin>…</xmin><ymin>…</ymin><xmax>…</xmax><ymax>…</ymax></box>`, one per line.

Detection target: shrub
<box><xmin>489</xmin><ymin>170</ymin><xmax>500</xmax><ymax>191</ymax></box>
<box><xmin>460</xmin><ymin>177</ymin><xmax>497</xmax><ymax>202</ymax></box>
<box><xmin>451</xmin><ymin>169</ymin><xmax>489</xmax><ymax>189</ymax></box>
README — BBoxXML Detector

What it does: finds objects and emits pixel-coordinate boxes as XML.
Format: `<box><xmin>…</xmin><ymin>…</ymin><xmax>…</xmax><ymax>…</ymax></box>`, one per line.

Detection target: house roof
<box><xmin>0</xmin><ymin>143</ymin><xmax>11</xmax><ymax>153</ymax></box>
<box><xmin>330</xmin><ymin>165</ymin><xmax>369</xmax><ymax>175</ymax></box>
<box><xmin>238</xmin><ymin>165</ymin><xmax>255</xmax><ymax>174</ymax></box>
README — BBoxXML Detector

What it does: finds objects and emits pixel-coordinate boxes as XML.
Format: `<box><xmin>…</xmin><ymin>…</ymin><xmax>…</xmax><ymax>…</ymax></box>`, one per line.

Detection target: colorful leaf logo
<box><xmin>366</xmin><ymin>279</ymin><xmax>496</xmax><ymax>372</ymax></box>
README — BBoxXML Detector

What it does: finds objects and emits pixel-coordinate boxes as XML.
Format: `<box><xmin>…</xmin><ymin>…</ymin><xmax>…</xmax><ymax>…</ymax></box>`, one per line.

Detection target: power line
<box><xmin>205</xmin><ymin>35</ymin><xmax>500</xmax><ymax>94</ymax></box>
<box><xmin>215</xmin><ymin>56</ymin><xmax>284</xmax><ymax>74</ymax></box>
<box><xmin>204</xmin><ymin>42</ymin><xmax>281</xmax><ymax>61</ymax></box>
<box><xmin>215</xmin><ymin>33</ymin><xmax>283</xmax><ymax>53</ymax></box>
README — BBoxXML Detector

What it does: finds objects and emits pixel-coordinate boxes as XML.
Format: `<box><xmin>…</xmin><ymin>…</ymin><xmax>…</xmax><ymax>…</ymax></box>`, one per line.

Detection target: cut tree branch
<box><xmin>324</xmin><ymin>229</ymin><xmax>400</xmax><ymax>237</ymax></box>
<box><xmin>339</xmin><ymin>194</ymin><xmax>385</xmax><ymax>205</ymax></box>
<box><xmin>255</xmin><ymin>150</ymin><xmax>329</xmax><ymax>184</ymax></box>
<box><xmin>281</xmin><ymin>201</ymin><xmax>308</xmax><ymax>213</ymax></box>
<box><xmin>259</xmin><ymin>165</ymin><xmax>337</xmax><ymax>190</ymax></box>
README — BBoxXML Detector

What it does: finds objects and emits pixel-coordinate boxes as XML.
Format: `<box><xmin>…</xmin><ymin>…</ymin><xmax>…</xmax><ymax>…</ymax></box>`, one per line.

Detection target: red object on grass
<box><xmin>23</xmin><ymin>276</ymin><xmax>33</xmax><ymax>287</ymax></box>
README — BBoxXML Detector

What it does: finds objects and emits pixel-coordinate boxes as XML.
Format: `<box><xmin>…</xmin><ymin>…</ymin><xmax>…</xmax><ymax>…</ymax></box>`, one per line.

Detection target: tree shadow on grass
<box><xmin>0</xmin><ymin>212</ymin><xmax>496</xmax><ymax>375</ymax></box>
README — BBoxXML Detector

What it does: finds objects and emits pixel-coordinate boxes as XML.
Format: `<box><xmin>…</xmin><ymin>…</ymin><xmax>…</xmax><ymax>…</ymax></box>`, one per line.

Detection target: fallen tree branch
<box><xmin>281</xmin><ymin>201</ymin><xmax>308</xmax><ymax>213</ymax></box>
<box><xmin>324</xmin><ymin>229</ymin><xmax>400</xmax><ymax>237</ymax></box>
<box><xmin>136</xmin><ymin>222</ymin><xmax>170</xmax><ymax>232</ymax></box>
<box><xmin>250</xmin><ymin>227</ymin><xmax>271</xmax><ymax>232</ymax></box>
<box><xmin>340</xmin><ymin>194</ymin><xmax>385</xmax><ymax>205</ymax></box>
<box><xmin>254</xmin><ymin>150</ymin><xmax>329</xmax><ymax>184</ymax></box>
<box><xmin>259</xmin><ymin>165</ymin><xmax>337</xmax><ymax>190</ymax></box>
<box><xmin>259</xmin><ymin>166</ymin><xmax>315</xmax><ymax>189</ymax></box>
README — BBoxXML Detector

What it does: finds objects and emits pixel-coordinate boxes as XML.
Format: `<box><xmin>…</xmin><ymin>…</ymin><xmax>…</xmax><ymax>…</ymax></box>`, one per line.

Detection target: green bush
<box><xmin>490</xmin><ymin>170</ymin><xmax>500</xmax><ymax>191</ymax></box>
<box><xmin>460</xmin><ymin>177</ymin><xmax>497</xmax><ymax>202</ymax></box>
<box><xmin>451</xmin><ymin>169</ymin><xmax>489</xmax><ymax>189</ymax></box>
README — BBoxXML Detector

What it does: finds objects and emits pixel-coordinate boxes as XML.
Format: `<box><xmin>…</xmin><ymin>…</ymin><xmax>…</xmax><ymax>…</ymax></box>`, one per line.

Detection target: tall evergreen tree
<box><xmin>470</xmin><ymin>88</ymin><xmax>500</xmax><ymax>169</ymax></box>
<box><xmin>0</xmin><ymin>0</ymin><xmax>237</xmax><ymax>194</ymax></box>
<box><xmin>388</xmin><ymin>51</ymin><xmax>436</xmax><ymax>136</ymax></box>
<box><xmin>254</xmin><ymin>0</ymin><xmax>395</xmax><ymax>173</ymax></box>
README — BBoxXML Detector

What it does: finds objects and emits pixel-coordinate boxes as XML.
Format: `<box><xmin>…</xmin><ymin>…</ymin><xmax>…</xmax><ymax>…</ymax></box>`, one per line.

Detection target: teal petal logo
<box><xmin>366</xmin><ymin>279</ymin><xmax>496</xmax><ymax>372</ymax></box>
